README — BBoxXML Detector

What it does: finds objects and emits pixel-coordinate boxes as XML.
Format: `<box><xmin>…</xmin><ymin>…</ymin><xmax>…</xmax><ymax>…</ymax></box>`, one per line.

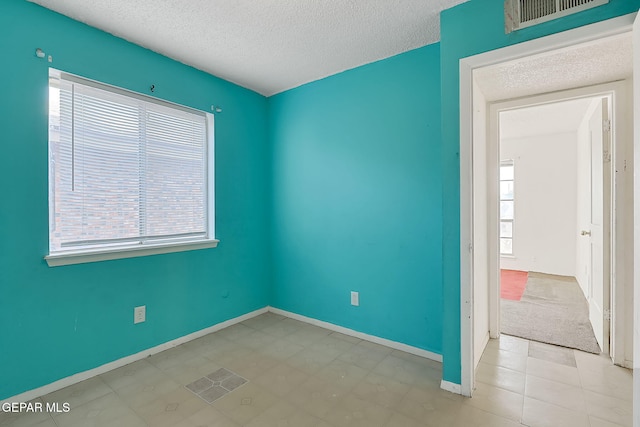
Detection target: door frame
<box><xmin>459</xmin><ymin>13</ymin><xmax>636</xmax><ymax>397</ymax></box>
<box><xmin>487</xmin><ymin>84</ymin><xmax>622</xmax><ymax>353</ymax></box>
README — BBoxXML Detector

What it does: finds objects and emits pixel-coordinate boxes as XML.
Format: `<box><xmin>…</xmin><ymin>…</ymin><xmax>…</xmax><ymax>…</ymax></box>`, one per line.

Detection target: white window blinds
<box><xmin>48</xmin><ymin>69</ymin><xmax>213</xmax><ymax>254</ymax></box>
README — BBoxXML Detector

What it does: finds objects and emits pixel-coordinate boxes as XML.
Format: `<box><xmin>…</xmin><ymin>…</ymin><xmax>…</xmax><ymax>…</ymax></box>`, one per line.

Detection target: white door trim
<box><xmin>488</xmin><ymin>82</ymin><xmax>626</xmax><ymax>356</ymax></box>
<box><xmin>459</xmin><ymin>12</ymin><xmax>636</xmax><ymax>397</ymax></box>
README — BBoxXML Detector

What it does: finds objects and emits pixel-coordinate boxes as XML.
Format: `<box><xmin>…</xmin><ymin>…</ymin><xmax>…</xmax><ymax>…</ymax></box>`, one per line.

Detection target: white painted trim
<box><xmin>0</xmin><ymin>307</ymin><xmax>267</xmax><ymax>405</ymax></box>
<box><xmin>45</xmin><ymin>239</ymin><xmax>220</xmax><ymax>267</ymax></box>
<box><xmin>267</xmin><ymin>307</ymin><xmax>443</xmax><ymax>363</ymax></box>
<box><xmin>488</xmin><ymin>82</ymin><xmax>628</xmax><ymax>361</ymax></box>
<box><xmin>459</xmin><ymin>13</ymin><xmax>636</xmax><ymax>399</ymax></box>
<box><xmin>459</xmin><ymin>58</ymin><xmax>475</xmax><ymax>399</ymax></box>
<box><xmin>440</xmin><ymin>380</ymin><xmax>462</xmax><ymax>395</ymax></box>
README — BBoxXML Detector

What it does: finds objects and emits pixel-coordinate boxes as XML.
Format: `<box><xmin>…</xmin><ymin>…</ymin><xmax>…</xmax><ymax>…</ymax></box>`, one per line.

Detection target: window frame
<box><xmin>499</xmin><ymin>160</ymin><xmax>514</xmax><ymax>256</ymax></box>
<box><xmin>45</xmin><ymin>69</ymin><xmax>218</xmax><ymax>267</ymax></box>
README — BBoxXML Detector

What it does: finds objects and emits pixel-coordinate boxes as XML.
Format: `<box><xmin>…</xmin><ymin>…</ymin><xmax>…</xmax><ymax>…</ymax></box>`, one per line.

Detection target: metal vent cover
<box><xmin>505</xmin><ymin>0</ymin><xmax>609</xmax><ymax>33</ymax></box>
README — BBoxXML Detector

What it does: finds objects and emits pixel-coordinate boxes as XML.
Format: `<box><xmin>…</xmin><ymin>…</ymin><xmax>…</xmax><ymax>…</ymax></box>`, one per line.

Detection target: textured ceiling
<box><xmin>475</xmin><ymin>33</ymin><xmax>632</xmax><ymax>102</ymax></box>
<box><xmin>30</xmin><ymin>0</ymin><xmax>468</xmax><ymax>96</ymax></box>
<box><xmin>500</xmin><ymin>98</ymin><xmax>596</xmax><ymax>140</ymax></box>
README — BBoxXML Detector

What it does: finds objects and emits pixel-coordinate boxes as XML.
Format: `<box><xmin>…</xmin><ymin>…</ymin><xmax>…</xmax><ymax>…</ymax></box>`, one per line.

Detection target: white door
<box><xmin>587</xmin><ymin>97</ymin><xmax>610</xmax><ymax>354</ymax></box>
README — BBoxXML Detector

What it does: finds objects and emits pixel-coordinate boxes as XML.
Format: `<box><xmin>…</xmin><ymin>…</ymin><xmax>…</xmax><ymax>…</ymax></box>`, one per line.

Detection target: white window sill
<box><xmin>45</xmin><ymin>239</ymin><xmax>220</xmax><ymax>267</ymax></box>
<box><xmin>500</xmin><ymin>254</ymin><xmax>516</xmax><ymax>259</ymax></box>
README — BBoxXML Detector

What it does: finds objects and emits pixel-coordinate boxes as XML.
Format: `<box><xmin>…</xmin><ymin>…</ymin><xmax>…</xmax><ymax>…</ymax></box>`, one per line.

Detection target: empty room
<box><xmin>1</xmin><ymin>1</ymin><xmax>638</xmax><ymax>426</ymax></box>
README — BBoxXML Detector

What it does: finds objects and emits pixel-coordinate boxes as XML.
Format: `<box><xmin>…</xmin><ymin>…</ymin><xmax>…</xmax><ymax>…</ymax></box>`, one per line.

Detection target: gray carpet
<box><xmin>500</xmin><ymin>272</ymin><xmax>601</xmax><ymax>354</ymax></box>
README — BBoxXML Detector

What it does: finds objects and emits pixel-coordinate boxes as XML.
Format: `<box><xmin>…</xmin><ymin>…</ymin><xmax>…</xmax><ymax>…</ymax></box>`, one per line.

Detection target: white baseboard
<box><xmin>1</xmin><ymin>307</ymin><xmax>268</xmax><ymax>405</ymax></box>
<box><xmin>440</xmin><ymin>380</ymin><xmax>462</xmax><ymax>395</ymax></box>
<box><xmin>268</xmin><ymin>306</ymin><xmax>443</xmax><ymax>363</ymax></box>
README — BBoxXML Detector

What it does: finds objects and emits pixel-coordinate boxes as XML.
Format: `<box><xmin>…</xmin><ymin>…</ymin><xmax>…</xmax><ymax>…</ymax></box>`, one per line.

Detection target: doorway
<box><xmin>458</xmin><ymin>14</ymin><xmax>635</xmax><ymax>397</ymax></box>
<box><xmin>496</xmin><ymin>95</ymin><xmax>611</xmax><ymax>355</ymax></box>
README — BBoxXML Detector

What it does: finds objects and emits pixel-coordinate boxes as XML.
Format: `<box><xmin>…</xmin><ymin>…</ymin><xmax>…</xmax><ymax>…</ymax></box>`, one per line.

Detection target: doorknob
<box><xmin>581</xmin><ymin>230</ymin><xmax>591</xmax><ymax>236</ymax></box>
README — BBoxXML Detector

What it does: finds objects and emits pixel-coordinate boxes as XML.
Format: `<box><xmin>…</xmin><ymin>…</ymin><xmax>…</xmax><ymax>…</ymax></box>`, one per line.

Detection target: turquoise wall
<box><xmin>439</xmin><ymin>0</ymin><xmax>640</xmax><ymax>384</ymax></box>
<box><xmin>0</xmin><ymin>1</ymin><xmax>270</xmax><ymax>399</ymax></box>
<box><xmin>269</xmin><ymin>44</ymin><xmax>443</xmax><ymax>355</ymax></box>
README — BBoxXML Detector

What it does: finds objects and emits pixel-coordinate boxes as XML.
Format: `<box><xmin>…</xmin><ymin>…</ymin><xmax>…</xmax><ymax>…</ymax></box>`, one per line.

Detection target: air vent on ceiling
<box><xmin>505</xmin><ymin>0</ymin><xmax>609</xmax><ymax>33</ymax></box>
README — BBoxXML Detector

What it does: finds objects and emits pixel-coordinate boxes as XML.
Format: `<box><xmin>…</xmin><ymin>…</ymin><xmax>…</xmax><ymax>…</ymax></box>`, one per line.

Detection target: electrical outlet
<box><xmin>134</xmin><ymin>305</ymin><xmax>146</xmax><ymax>324</ymax></box>
<box><xmin>350</xmin><ymin>291</ymin><xmax>359</xmax><ymax>307</ymax></box>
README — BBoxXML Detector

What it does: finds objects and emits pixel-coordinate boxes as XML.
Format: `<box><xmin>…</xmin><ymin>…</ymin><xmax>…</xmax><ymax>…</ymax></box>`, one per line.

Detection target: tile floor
<box><xmin>0</xmin><ymin>313</ymin><xmax>632</xmax><ymax>426</ymax></box>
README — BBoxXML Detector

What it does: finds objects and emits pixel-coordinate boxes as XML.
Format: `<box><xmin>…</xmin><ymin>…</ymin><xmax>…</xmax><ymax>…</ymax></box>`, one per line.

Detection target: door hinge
<box><xmin>603</xmin><ymin>119</ymin><xmax>611</xmax><ymax>132</ymax></box>
<box><xmin>604</xmin><ymin>151</ymin><xmax>612</xmax><ymax>163</ymax></box>
<box><xmin>468</xmin><ymin>243</ymin><xmax>473</xmax><ymax>253</ymax></box>
<box><xmin>604</xmin><ymin>308</ymin><xmax>611</xmax><ymax>322</ymax></box>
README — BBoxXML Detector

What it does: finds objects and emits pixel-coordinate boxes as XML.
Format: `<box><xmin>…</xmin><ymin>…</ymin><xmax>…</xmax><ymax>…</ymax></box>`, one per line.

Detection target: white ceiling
<box><xmin>475</xmin><ymin>33</ymin><xmax>632</xmax><ymax>103</ymax></box>
<box><xmin>30</xmin><ymin>0</ymin><xmax>468</xmax><ymax>96</ymax></box>
<box><xmin>500</xmin><ymin>98</ymin><xmax>596</xmax><ymax>140</ymax></box>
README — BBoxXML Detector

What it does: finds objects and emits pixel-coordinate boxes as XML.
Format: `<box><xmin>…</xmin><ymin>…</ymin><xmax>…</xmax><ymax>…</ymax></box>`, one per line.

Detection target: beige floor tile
<box><xmin>162</xmin><ymin>357</ymin><xmax>223</xmax><ymax>385</ymax></box>
<box><xmin>522</xmin><ymin>396</ymin><xmax>590</xmax><ymax>427</ymax></box>
<box><xmin>7</xmin><ymin>314</ymin><xmax>636</xmax><ymax>427</ymax></box>
<box><xmin>233</xmin><ymin>330</ymin><xmax>278</xmax><ymax>350</ymax></box>
<box><xmin>204</xmin><ymin>345</ymin><xmax>254</xmax><ymax>368</ymax></box>
<box><xmin>528</xmin><ymin>341</ymin><xmax>576</xmax><ymax>367</ymax></box>
<box><xmin>0</xmin><ymin>402</ymin><xmax>52</xmax><ymax>427</ymax></box>
<box><xmin>8</xmin><ymin>418</ymin><xmax>58</xmax><ymax>427</ymax></box>
<box><xmin>253</xmin><ymin>362</ymin><xmax>309</xmax><ymax>397</ymax></box>
<box><xmin>525</xmin><ymin>374</ymin><xmax>585</xmax><ymax>412</ymax></box>
<box><xmin>258</xmin><ymin>338</ymin><xmax>305</xmax><ymax>360</ymax></box>
<box><xmin>241</xmin><ymin>314</ymin><xmax>284</xmax><ymax>331</ymax></box>
<box><xmin>583</xmin><ymin>390</ymin><xmax>632</xmax><ymax>427</ymax></box>
<box><xmin>315</xmin><ymin>359</ymin><xmax>369</xmax><ymax>391</ymax></box>
<box><xmin>454</xmin><ymin>405</ymin><xmax>523</xmax><ymax>427</ymax></box>
<box><xmin>284</xmin><ymin>376</ymin><xmax>343</xmax><ymax>419</ymax></box>
<box><xmin>243</xmin><ymin>399</ymin><xmax>296</xmax><ymax>426</ymax></box>
<box><xmin>525</xmin><ymin>355</ymin><xmax>581</xmax><ymax>387</ymax></box>
<box><xmin>479</xmin><ymin>346</ymin><xmax>527</xmax><ymax>373</ymax></box>
<box><xmin>266</xmin><ymin>409</ymin><xmax>334</xmax><ymax>427</ymax></box>
<box><xmin>372</xmin><ymin>354</ymin><xmax>427</xmax><ymax>386</ymax></box>
<box><xmin>147</xmin><ymin>345</ymin><xmax>195</xmax><ymax>371</ymax></box>
<box><xmin>322</xmin><ymin>393</ymin><xmax>393</xmax><ymax>427</ymax></box>
<box><xmin>465</xmin><ymin>381</ymin><xmax>523</xmax><ymax>422</ymax></box>
<box><xmin>212</xmin><ymin>382</ymin><xmax>279</xmax><ymax>425</ymax></box>
<box><xmin>383</xmin><ymin>411</ymin><xmax>429</xmax><ymax>427</ymax></box>
<box><xmin>183</xmin><ymin>405</ymin><xmax>242</xmax><ymax>427</ymax></box>
<box><xmin>338</xmin><ymin>342</ymin><xmax>390</xmax><ymax>371</ymax></box>
<box><xmin>132</xmin><ymin>385</ymin><xmax>209</xmax><ymax>426</ymax></box>
<box><xmin>261</xmin><ymin>319</ymin><xmax>303</xmax><ymax>338</ymax></box>
<box><xmin>487</xmin><ymin>335</ymin><xmax>529</xmax><ymax>356</ymax></box>
<box><xmin>475</xmin><ymin>362</ymin><xmax>525</xmax><ymax>394</ymax></box>
<box><xmin>575</xmin><ymin>354</ymin><xmax>632</xmax><ymax>402</ymax></box>
<box><xmin>394</xmin><ymin>386</ymin><xmax>462</xmax><ymax>426</ymax></box>
<box><xmin>215</xmin><ymin>323</ymin><xmax>255</xmax><ymax>342</ymax></box>
<box><xmin>99</xmin><ymin>359</ymin><xmax>164</xmax><ymax>392</ymax></box>
<box><xmin>329</xmin><ymin>332</ymin><xmax>363</xmax><ymax>345</ymax></box>
<box><xmin>308</xmin><ymin>335</ymin><xmax>353</xmax><ymax>358</ymax></box>
<box><xmin>589</xmin><ymin>415</ymin><xmax>629</xmax><ymax>427</ymax></box>
<box><xmin>181</xmin><ymin>333</ymin><xmax>232</xmax><ymax>355</ymax></box>
<box><xmin>115</xmin><ymin>376</ymin><xmax>182</xmax><ymax>409</ymax></box>
<box><xmin>286</xmin><ymin>348</ymin><xmax>340</xmax><ymax>375</ymax></box>
<box><xmin>390</xmin><ymin>350</ymin><xmax>442</xmax><ymax>371</ymax></box>
<box><xmin>41</xmin><ymin>376</ymin><xmax>112</xmax><ymax>409</ymax></box>
<box><xmin>223</xmin><ymin>352</ymin><xmax>280</xmax><ymax>380</ymax></box>
<box><xmin>351</xmin><ymin>371</ymin><xmax>411</xmax><ymax>408</ymax></box>
<box><xmin>51</xmin><ymin>392</ymin><xmax>145</xmax><ymax>427</ymax></box>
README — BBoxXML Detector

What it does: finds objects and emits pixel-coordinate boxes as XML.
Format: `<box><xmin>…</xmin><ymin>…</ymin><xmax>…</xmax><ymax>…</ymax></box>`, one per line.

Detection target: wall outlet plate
<box><xmin>134</xmin><ymin>305</ymin><xmax>146</xmax><ymax>324</ymax></box>
<box><xmin>350</xmin><ymin>291</ymin><xmax>359</xmax><ymax>307</ymax></box>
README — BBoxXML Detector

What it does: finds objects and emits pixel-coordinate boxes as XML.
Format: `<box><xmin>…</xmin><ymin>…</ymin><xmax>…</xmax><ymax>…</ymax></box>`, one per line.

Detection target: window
<box><xmin>500</xmin><ymin>160</ymin><xmax>514</xmax><ymax>255</ymax></box>
<box><xmin>46</xmin><ymin>69</ymin><xmax>217</xmax><ymax>266</ymax></box>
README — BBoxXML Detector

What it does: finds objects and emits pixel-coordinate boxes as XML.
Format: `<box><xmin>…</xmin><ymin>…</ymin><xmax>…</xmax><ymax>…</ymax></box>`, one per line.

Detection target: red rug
<box><xmin>501</xmin><ymin>269</ymin><xmax>528</xmax><ymax>301</ymax></box>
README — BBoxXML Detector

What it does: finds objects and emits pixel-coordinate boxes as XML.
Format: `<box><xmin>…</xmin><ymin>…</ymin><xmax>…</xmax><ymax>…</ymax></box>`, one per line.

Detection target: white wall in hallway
<box><xmin>500</xmin><ymin>131</ymin><xmax>579</xmax><ymax>277</ymax></box>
